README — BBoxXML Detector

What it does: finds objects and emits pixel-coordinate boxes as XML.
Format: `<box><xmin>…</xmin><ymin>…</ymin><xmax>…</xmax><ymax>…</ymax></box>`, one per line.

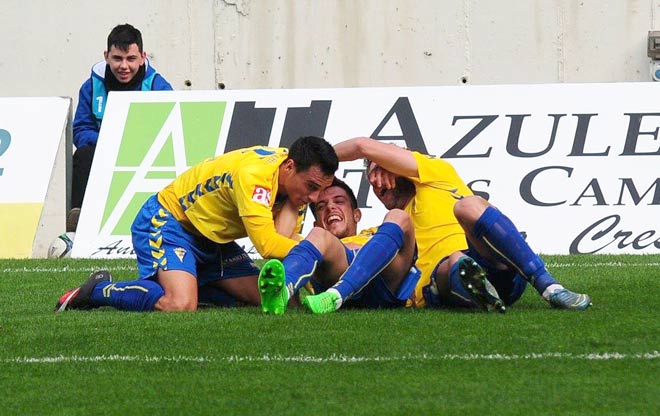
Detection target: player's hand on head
<box><xmin>368</xmin><ymin>163</ymin><xmax>397</xmax><ymax>190</ymax></box>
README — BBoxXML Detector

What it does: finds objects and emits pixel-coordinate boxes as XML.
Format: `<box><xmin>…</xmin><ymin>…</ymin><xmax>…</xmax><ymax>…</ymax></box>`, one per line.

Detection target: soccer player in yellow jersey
<box><xmin>258</xmin><ymin>178</ymin><xmax>420</xmax><ymax>314</ymax></box>
<box><xmin>316</xmin><ymin>136</ymin><xmax>591</xmax><ymax>312</ymax></box>
<box><xmin>55</xmin><ymin>136</ymin><xmax>338</xmax><ymax>313</ymax></box>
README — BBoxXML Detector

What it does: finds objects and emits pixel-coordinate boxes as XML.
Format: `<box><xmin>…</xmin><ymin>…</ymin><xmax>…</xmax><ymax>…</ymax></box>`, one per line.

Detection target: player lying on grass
<box><xmin>258</xmin><ymin>178</ymin><xmax>421</xmax><ymax>314</ymax></box>
<box><xmin>309</xmin><ymin>138</ymin><xmax>594</xmax><ymax>312</ymax></box>
<box><xmin>54</xmin><ymin>136</ymin><xmax>337</xmax><ymax>313</ymax></box>
<box><xmin>313</xmin><ymin>136</ymin><xmax>591</xmax><ymax>312</ymax></box>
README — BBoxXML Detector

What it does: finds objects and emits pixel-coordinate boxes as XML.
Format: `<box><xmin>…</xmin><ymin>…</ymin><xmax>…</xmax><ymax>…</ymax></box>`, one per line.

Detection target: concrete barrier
<box><xmin>0</xmin><ymin>97</ymin><xmax>71</xmax><ymax>258</ymax></box>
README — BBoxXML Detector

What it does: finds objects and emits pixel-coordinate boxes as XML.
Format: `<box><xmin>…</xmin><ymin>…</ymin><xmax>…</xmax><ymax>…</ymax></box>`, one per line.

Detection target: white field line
<box><xmin>546</xmin><ymin>261</ymin><xmax>660</xmax><ymax>268</ymax></box>
<box><xmin>3</xmin><ymin>351</ymin><xmax>660</xmax><ymax>364</ymax></box>
<box><xmin>2</xmin><ymin>261</ymin><xmax>659</xmax><ymax>274</ymax></box>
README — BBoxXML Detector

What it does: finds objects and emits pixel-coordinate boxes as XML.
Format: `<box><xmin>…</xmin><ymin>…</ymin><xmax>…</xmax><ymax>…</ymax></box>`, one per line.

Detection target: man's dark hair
<box><xmin>287</xmin><ymin>136</ymin><xmax>338</xmax><ymax>176</ymax></box>
<box><xmin>107</xmin><ymin>24</ymin><xmax>143</xmax><ymax>53</ymax></box>
<box><xmin>310</xmin><ymin>177</ymin><xmax>358</xmax><ymax>220</ymax></box>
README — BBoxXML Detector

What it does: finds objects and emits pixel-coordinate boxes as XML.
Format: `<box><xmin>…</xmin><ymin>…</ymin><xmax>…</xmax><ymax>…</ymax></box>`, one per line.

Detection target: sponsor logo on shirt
<box><xmin>252</xmin><ymin>186</ymin><xmax>272</xmax><ymax>206</ymax></box>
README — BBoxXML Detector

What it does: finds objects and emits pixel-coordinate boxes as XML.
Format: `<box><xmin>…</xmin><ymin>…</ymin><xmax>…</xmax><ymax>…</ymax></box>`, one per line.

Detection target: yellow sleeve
<box><xmin>234</xmin><ymin>166</ymin><xmax>276</xmax><ymax>219</ymax></box>
<box><xmin>411</xmin><ymin>152</ymin><xmax>473</xmax><ymax>197</ymax></box>
<box><xmin>412</xmin><ymin>152</ymin><xmax>456</xmax><ymax>184</ymax></box>
<box><xmin>243</xmin><ymin>215</ymin><xmax>298</xmax><ymax>259</ymax></box>
<box><xmin>234</xmin><ymin>150</ymin><xmax>300</xmax><ymax>258</ymax></box>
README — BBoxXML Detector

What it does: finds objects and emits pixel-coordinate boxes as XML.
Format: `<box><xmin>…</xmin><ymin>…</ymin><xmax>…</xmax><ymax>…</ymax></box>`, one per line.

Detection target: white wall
<box><xmin>0</xmin><ymin>0</ymin><xmax>216</xmax><ymax>99</ymax></box>
<box><xmin>215</xmin><ymin>0</ymin><xmax>660</xmax><ymax>88</ymax></box>
<box><xmin>2</xmin><ymin>0</ymin><xmax>660</xmax><ymax>104</ymax></box>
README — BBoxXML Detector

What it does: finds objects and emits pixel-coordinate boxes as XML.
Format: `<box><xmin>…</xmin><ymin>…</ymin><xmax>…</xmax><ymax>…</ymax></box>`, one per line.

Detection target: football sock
<box><xmin>90</xmin><ymin>279</ymin><xmax>164</xmax><ymax>311</ymax></box>
<box><xmin>472</xmin><ymin>206</ymin><xmax>558</xmax><ymax>296</ymax></box>
<box><xmin>332</xmin><ymin>222</ymin><xmax>403</xmax><ymax>301</ymax></box>
<box><xmin>445</xmin><ymin>257</ymin><xmax>479</xmax><ymax>308</ymax></box>
<box><xmin>282</xmin><ymin>240</ymin><xmax>324</xmax><ymax>297</ymax></box>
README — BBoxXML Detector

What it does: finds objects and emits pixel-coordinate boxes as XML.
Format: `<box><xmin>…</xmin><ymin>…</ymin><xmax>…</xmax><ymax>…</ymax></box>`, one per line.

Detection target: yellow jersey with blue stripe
<box><xmin>340</xmin><ymin>227</ymin><xmax>377</xmax><ymax>248</ymax></box>
<box><xmin>157</xmin><ymin>146</ymin><xmax>304</xmax><ymax>259</ymax></box>
<box><xmin>406</xmin><ymin>152</ymin><xmax>473</xmax><ymax>307</ymax></box>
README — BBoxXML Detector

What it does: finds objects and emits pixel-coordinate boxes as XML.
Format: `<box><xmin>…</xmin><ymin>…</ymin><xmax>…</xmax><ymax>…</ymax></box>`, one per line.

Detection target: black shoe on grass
<box><xmin>54</xmin><ymin>270</ymin><xmax>112</xmax><ymax>312</ymax></box>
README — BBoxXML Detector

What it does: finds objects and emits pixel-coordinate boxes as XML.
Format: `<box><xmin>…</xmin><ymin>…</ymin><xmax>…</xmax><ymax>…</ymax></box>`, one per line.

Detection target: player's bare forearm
<box><xmin>335</xmin><ymin>137</ymin><xmax>419</xmax><ymax>178</ymax></box>
<box><xmin>333</xmin><ymin>137</ymin><xmax>368</xmax><ymax>162</ymax></box>
<box><xmin>273</xmin><ymin>199</ymin><xmax>301</xmax><ymax>239</ymax></box>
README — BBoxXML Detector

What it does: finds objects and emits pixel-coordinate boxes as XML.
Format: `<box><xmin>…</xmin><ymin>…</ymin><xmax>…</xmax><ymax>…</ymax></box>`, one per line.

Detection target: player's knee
<box><xmin>307</xmin><ymin>226</ymin><xmax>327</xmax><ymax>240</ymax></box>
<box><xmin>307</xmin><ymin>226</ymin><xmax>336</xmax><ymax>249</ymax></box>
<box><xmin>454</xmin><ymin>196</ymin><xmax>488</xmax><ymax>223</ymax></box>
<box><xmin>383</xmin><ymin>209</ymin><xmax>412</xmax><ymax>232</ymax></box>
<box><xmin>170</xmin><ymin>300</ymin><xmax>198</xmax><ymax>312</ymax></box>
<box><xmin>156</xmin><ymin>295</ymin><xmax>198</xmax><ymax>312</ymax></box>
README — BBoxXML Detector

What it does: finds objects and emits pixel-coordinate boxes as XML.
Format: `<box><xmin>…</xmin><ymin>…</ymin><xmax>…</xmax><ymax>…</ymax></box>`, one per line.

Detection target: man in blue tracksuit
<box><xmin>69</xmin><ymin>23</ymin><xmax>173</xmax><ymax>230</ymax></box>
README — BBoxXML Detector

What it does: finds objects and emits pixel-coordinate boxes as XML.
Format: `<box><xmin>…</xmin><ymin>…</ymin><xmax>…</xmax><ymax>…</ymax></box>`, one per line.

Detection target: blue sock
<box><xmin>91</xmin><ymin>279</ymin><xmax>164</xmax><ymax>312</ymax></box>
<box><xmin>333</xmin><ymin>222</ymin><xmax>403</xmax><ymax>301</ymax></box>
<box><xmin>283</xmin><ymin>240</ymin><xmax>324</xmax><ymax>295</ymax></box>
<box><xmin>473</xmin><ymin>206</ymin><xmax>557</xmax><ymax>295</ymax></box>
<box><xmin>446</xmin><ymin>258</ymin><xmax>478</xmax><ymax>308</ymax></box>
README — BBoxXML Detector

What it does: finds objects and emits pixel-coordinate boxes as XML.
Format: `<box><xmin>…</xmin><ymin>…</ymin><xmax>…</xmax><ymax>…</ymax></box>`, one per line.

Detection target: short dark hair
<box><xmin>107</xmin><ymin>24</ymin><xmax>143</xmax><ymax>53</ymax></box>
<box><xmin>310</xmin><ymin>177</ymin><xmax>358</xmax><ymax>220</ymax></box>
<box><xmin>287</xmin><ymin>136</ymin><xmax>338</xmax><ymax>176</ymax></box>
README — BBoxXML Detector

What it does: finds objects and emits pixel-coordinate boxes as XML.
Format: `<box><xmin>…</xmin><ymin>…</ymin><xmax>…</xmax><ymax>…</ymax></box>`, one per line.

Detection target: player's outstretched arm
<box><xmin>334</xmin><ymin>137</ymin><xmax>419</xmax><ymax>179</ymax></box>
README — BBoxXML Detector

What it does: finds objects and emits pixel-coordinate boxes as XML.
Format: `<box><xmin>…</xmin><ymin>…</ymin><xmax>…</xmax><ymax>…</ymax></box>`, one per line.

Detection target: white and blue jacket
<box><xmin>72</xmin><ymin>59</ymin><xmax>173</xmax><ymax>148</ymax></box>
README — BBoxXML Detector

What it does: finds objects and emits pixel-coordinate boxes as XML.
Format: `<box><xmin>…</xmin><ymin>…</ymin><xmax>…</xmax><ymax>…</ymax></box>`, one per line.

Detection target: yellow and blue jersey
<box><xmin>406</xmin><ymin>151</ymin><xmax>473</xmax><ymax>307</ymax></box>
<box><xmin>157</xmin><ymin>146</ymin><xmax>304</xmax><ymax>259</ymax></box>
<box><xmin>340</xmin><ymin>227</ymin><xmax>377</xmax><ymax>247</ymax></box>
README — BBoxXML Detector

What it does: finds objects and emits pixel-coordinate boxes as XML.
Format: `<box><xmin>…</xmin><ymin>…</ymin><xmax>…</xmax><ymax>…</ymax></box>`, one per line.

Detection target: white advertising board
<box><xmin>73</xmin><ymin>84</ymin><xmax>660</xmax><ymax>258</ymax></box>
<box><xmin>0</xmin><ymin>97</ymin><xmax>71</xmax><ymax>258</ymax></box>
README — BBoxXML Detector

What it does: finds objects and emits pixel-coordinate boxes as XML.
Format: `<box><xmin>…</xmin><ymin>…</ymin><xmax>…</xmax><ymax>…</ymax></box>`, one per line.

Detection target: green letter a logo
<box><xmin>100</xmin><ymin>101</ymin><xmax>226</xmax><ymax>235</ymax></box>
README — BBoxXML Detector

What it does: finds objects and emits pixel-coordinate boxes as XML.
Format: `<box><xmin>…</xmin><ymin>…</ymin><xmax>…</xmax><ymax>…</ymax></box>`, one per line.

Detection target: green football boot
<box><xmin>258</xmin><ymin>259</ymin><xmax>289</xmax><ymax>315</ymax></box>
<box><xmin>297</xmin><ymin>284</ymin><xmax>313</xmax><ymax>305</ymax></box>
<box><xmin>458</xmin><ymin>257</ymin><xmax>506</xmax><ymax>314</ymax></box>
<box><xmin>302</xmin><ymin>291</ymin><xmax>340</xmax><ymax>314</ymax></box>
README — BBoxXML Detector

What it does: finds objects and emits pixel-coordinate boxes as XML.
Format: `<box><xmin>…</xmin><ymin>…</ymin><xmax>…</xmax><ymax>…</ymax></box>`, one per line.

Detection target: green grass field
<box><xmin>1</xmin><ymin>254</ymin><xmax>659</xmax><ymax>415</ymax></box>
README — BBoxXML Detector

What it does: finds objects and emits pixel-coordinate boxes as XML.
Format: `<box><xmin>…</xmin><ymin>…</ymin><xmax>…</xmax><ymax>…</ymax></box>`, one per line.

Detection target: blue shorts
<box><xmin>309</xmin><ymin>246</ymin><xmax>420</xmax><ymax>309</ymax></box>
<box><xmin>131</xmin><ymin>195</ymin><xmax>259</xmax><ymax>286</ymax></box>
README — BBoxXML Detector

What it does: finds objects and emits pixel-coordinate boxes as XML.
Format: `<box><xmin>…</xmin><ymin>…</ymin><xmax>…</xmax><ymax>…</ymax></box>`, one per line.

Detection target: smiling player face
<box><xmin>313</xmin><ymin>186</ymin><xmax>361</xmax><ymax>239</ymax></box>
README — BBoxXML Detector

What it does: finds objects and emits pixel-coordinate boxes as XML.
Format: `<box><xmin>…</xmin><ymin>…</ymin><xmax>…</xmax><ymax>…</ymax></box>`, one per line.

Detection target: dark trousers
<box><xmin>71</xmin><ymin>145</ymin><xmax>96</xmax><ymax>209</ymax></box>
